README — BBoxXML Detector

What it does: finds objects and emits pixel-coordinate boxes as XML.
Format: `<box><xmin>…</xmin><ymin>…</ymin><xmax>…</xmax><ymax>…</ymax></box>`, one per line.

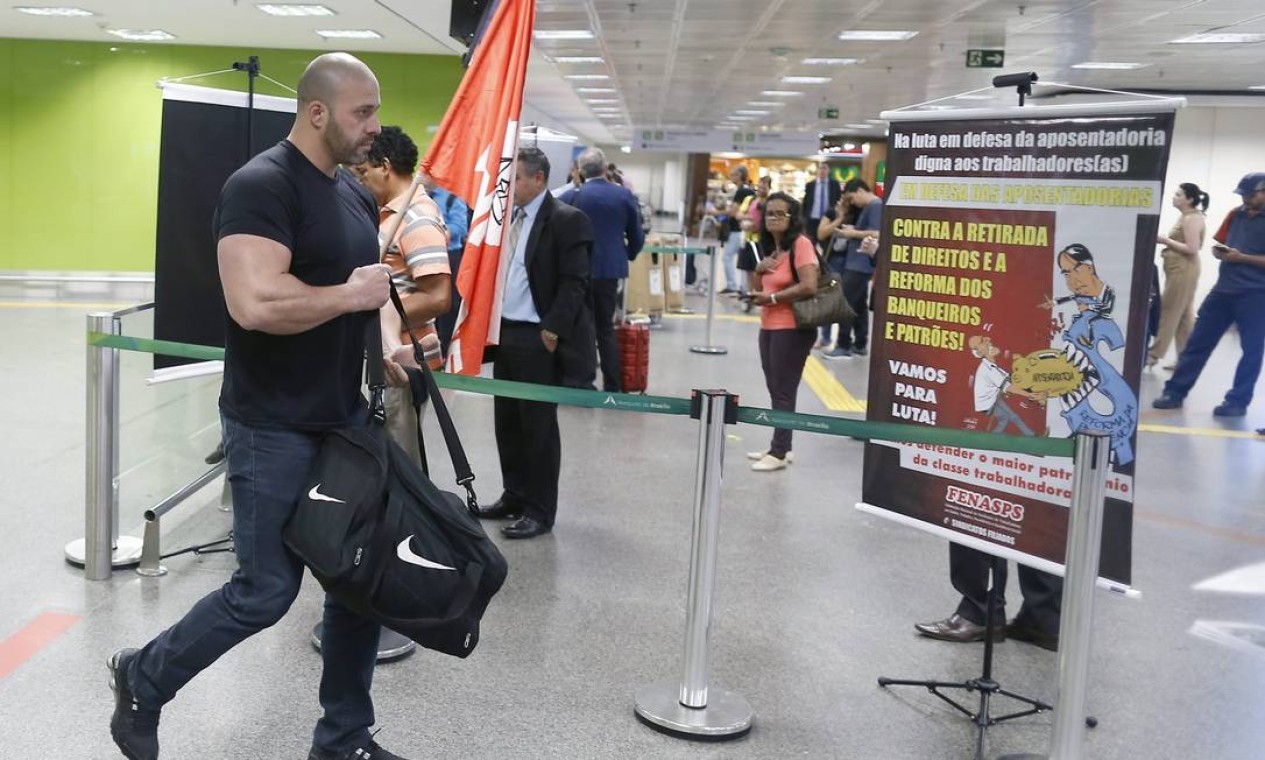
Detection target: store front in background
<box><xmin>687</xmin><ymin>138</ymin><xmax>887</xmax><ymax>240</ymax></box>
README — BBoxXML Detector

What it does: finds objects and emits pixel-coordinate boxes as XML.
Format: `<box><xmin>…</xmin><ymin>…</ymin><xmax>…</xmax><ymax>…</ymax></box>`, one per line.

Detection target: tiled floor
<box><xmin>1</xmin><ymin>285</ymin><xmax>1263</xmax><ymax>759</ymax></box>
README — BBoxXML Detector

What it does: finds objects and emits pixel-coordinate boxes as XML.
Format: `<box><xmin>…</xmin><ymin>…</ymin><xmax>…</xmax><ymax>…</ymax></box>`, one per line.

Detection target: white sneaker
<box><xmin>746</xmin><ymin>451</ymin><xmax>794</xmax><ymax>463</ymax></box>
<box><xmin>751</xmin><ymin>454</ymin><xmax>788</xmax><ymax>472</ymax></box>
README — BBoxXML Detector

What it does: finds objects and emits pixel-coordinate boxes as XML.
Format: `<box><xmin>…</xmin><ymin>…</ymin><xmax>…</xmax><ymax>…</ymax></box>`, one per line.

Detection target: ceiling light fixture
<box><xmin>534</xmin><ymin>30</ymin><xmax>594</xmax><ymax>40</ymax></box>
<box><xmin>734</xmin><ymin>110</ymin><xmax>771</xmax><ymax>115</ymax></box>
<box><xmin>15</xmin><ymin>6</ymin><xmax>95</xmax><ymax>15</ymax></box>
<box><xmin>761</xmin><ymin>90</ymin><xmax>803</xmax><ymax>97</ymax></box>
<box><xmin>837</xmin><ymin>30</ymin><xmax>918</xmax><ymax>42</ymax></box>
<box><xmin>584</xmin><ymin>98</ymin><xmax>619</xmax><ymax>104</ymax></box>
<box><xmin>316</xmin><ymin>29</ymin><xmax>382</xmax><ymax>39</ymax></box>
<box><xmin>1249</xmin><ymin>85</ymin><xmax>1265</xmax><ymax>91</ymax></box>
<box><xmin>1071</xmin><ymin>62</ymin><xmax>1148</xmax><ymax>70</ymax></box>
<box><xmin>576</xmin><ymin>87</ymin><xmax>616</xmax><ymax>93</ymax></box>
<box><xmin>781</xmin><ymin>76</ymin><xmax>832</xmax><ymax>84</ymax></box>
<box><xmin>1170</xmin><ymin>33</ymin><xmax>1265</xmax><ymax>44</ymax></box>
<box><xmin>953</xmin><ymin>94</ymin><xmax>993</xmax><ymax>100</ymax></box>
<box><xmin>107</xmin><ymin>29</ymin><xmax>175</xmax><ymax>41</ymax></box>
<box><xmin>747</xmin><ymin>101</ymin><xmax>785</xmax><ymax>107</ymax></box>
<box><xmin>256</xmin><ymin>4</ymin><xmax>335</xmax><ymax>15</ymax></box>
<box><xmin>565</xmin><ymin>74</ymin><xmax>610</xmax><ymax>80</ymax></box>
<box><xmin>552</xmin><ymin>56</ymin><xmax>604</xmax><ymax>64</ymax></box>
<box><xmin>802</xmin><ymin>57</ymin><xmax>861</xmax><ymax>66</ymax></box>
<box><xmin>843</xmin><ymin>123</ymin><xmax>873</xmax><ymax>129</ymax></box>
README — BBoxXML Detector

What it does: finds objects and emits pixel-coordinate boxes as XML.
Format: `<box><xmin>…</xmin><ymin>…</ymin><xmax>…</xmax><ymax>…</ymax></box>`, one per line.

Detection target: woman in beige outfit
<box><xmin>1148</xmin><ymin>183</ymin><xmax>1208</xmax><ymax>369</ymax></box>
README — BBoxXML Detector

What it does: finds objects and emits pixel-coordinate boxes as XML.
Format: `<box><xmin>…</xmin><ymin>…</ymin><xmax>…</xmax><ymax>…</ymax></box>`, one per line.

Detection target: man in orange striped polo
<box><xmin>350</xmin><ymin>125</ymin><xmax>452</xmax><ymax>465</ymax></box>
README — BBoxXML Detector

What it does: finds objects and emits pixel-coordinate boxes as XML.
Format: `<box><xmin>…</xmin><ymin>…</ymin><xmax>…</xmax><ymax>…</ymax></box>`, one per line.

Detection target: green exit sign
<box><xmin>818</xmin><ymin>107</ymin><xmax>839</xmax><ymax>120</ymax></box>
<box><xmin>966</xmin><ymin>49</ymin><xmax>1005</xmax><ymax>68</ymax></box>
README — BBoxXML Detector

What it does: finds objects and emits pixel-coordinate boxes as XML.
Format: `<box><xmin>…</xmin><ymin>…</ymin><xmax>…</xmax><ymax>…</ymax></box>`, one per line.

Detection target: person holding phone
<box><xmin>1153</xmin><ymin>172</ymin><xmax>1265</xmax><ymax>417</ymax></box>
<box><xmin>743</xmin><ymin>192</ymin><xmax>818</xmax><ymax>472</ymax></box>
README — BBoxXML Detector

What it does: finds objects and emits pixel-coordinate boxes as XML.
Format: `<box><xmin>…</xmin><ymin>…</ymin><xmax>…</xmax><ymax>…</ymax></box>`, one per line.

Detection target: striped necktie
<box><xmin>506</xmin><ymin>206</ymin><xmax>525</xmax><ymax>259</ymax></box>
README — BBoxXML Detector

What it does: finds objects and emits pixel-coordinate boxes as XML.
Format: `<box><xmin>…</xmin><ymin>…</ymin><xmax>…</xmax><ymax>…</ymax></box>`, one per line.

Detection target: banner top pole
<box><xmin>882</xmin><ymin>97</ymin><xmax>1186</xmax><ymax>123</ymax></box>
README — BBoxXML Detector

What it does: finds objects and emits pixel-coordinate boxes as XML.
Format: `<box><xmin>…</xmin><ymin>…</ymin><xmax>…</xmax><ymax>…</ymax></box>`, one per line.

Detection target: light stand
<box><xmin>231</xmin><ymin>55</ymin><xmax>261</xmax><ymax>160</ymax></box>
<box><xmin>878</xmin><ymin>557</ymin><xmax>1054</xmax><ymax>760</ymax></box>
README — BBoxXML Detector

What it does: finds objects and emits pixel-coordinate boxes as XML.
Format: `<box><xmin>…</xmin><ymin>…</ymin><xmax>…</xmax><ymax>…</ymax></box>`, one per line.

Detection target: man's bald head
<box><xmin>290</xmin><ymin>52</ymin><xmax>382</xmax><ymax>173</ymax></box>
<box><xmin>297</xmin><ymin>52</ymin><xmax>377</xmax><ymax>109</ymax></box>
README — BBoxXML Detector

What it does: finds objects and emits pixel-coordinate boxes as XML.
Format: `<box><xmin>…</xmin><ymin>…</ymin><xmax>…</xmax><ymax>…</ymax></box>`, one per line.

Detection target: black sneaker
<box><xmin>1213</xmin><ymin>402</ymin><xmax>1247</xmax><ymax>417</ymax></box>
<box><xmin>308</xmin><ymin>740</ymin><xmax>410</xmax><ymax>760</ymax></box>
<box><xmin>108</xmin><ymin>648</ymin><xmax>161</xmax><ymax>760</ymax></box>
<box><xmin>1151</xmin><ymin>393</ymin><xmax>1183</xmax><ymax>410</ymax></box>
<box><xmin>853</xmin><ymin>346</ymin><xmax>868</xmax><ymax>356</ymax></box>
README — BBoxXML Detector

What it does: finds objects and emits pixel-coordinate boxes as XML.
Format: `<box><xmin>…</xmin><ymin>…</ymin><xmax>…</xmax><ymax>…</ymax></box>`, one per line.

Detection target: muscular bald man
<box><xmin>108</xmin><ymin>53</ymin><xmax>414</xmax><ymax>760</ymax></box>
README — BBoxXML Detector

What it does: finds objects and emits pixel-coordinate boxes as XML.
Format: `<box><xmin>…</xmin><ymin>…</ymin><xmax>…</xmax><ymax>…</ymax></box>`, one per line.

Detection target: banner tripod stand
<box><xmin>877</xmin><ymin>557</ymin><xmax>1091</xmax><ymax>760</ymax></box>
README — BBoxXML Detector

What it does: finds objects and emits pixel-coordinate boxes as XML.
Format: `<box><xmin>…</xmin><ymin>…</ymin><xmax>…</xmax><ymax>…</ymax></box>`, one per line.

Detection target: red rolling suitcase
<box><xmin>616</xmin><ymin>321</ymin><xmax>650</xmax><ymax>393</ymax></box>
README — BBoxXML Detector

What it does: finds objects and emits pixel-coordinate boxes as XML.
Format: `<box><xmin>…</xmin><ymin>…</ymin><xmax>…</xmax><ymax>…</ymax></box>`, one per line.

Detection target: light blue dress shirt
<box><xmin>501</xmin><ymin>189</ymin><xmax>547</xmax><ymax>323</ymax></box>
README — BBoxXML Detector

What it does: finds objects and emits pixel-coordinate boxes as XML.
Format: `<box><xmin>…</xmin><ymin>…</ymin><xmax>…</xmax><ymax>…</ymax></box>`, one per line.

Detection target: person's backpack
<box><xmin>283</xmin><ymin>287</ymin><xmax>508</xmax><ymax>658</ymax></box>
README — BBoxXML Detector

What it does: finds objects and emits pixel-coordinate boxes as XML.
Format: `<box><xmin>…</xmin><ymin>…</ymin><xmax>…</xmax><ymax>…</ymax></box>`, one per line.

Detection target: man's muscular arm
<box><xmin>219</xmin><ymin>233</ymin><xmax>391</xmax><ymax>335</ymax></box>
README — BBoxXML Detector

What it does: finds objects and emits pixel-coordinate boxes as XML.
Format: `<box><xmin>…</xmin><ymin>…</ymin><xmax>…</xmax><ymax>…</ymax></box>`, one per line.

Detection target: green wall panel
<box><xmin>0</xmin><ymin>38</ymin><xmax>463</xmax><ymax>272</ymax></box>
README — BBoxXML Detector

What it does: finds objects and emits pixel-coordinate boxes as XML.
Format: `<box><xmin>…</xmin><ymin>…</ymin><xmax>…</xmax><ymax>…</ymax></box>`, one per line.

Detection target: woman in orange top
<box><xmin>744</xmin><ymin>192</ymin><xmax>819</xmax><ymax>471</ymax></box>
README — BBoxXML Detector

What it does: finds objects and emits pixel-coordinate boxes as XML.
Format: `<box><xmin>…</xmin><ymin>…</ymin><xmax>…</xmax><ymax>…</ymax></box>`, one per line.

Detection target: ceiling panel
<box><xmin>5</xmin><ymin>0</ymin><xmax>1264</xmax><ymax>145</ymax></box>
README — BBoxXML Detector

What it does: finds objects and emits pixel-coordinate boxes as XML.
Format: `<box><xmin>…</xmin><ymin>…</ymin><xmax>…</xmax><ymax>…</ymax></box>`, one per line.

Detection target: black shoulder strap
<box><xmin>386</xmin><ymin>284</ymin><xmax>479</xmax><ymax>513</ymax></box>
<box><xmin>406</xmin><ymin>367</ymin><xmax>429</xmax><ymax>477</ymax></box>
<box><xmin>365</xmin><ymin>318</ymin><xmax>387</xmax><ymax>425</ymax></box>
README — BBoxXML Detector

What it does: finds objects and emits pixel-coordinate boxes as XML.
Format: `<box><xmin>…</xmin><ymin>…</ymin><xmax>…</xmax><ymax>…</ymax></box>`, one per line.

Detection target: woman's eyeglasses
<box><xmin>766</xmin><ymin>211</ymin><xmax>792</xmax><ymax>220</ymax></box>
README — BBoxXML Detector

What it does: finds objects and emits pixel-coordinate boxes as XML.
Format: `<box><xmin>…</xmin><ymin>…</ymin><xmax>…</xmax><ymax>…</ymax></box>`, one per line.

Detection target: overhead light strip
<box><xmin>838</xmin><ymin>30</ymin><xmax>918</xmax><ymax>41</ymax></box>
<box><xmin>316</xmin><ymin>29</ymin><xmax>382</xmax><ymax>39</ymax></box>
<box><xmin>1170</xmin><ymin>33</ymin><xmax>1265</xmax><ymax>44</ymax></box>
<box><xmin>256</xmin><ymin>4</ymin><xmax>335</xmax><ymax>16</ymax></box>
<box><xmin>1071</xmin><ymin>61</ymin><xmax>1148</xmax><ymax>70</ymax></box>
<box><xmin>15</xmin><ymin>6</ymin><xmax>95</xmax><ymax>16</ymax></box>
<box><xmin>534</xmin><ymin>30</ymin><xmax>594</xmax><ymax>40</ymax></box>
<box><xmin>107</xmin><ymin>29</ymin><xmax>175</xmax><ymax>41</ymax></box>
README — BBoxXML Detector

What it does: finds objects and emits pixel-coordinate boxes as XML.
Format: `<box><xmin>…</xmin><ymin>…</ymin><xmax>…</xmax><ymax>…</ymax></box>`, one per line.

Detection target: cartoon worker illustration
<box><xmin>1038</xmin><ymin>243</ymin><xmax>1138</xmax><ymax>465</ymax></box>
<box><xmin>968</xmin><ymin>335</ymin><xmax>1045</xmax><ymax>435</ymax></box>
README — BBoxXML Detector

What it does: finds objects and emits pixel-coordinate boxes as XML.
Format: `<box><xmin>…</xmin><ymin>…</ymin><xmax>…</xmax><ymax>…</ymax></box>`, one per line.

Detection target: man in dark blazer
<box><xmin>475</xmin><ymin>146</ymin><xmax>594</xmax><ymax>539</ymax></box>
<box><xmin>801</xmin><ymin>162</ymin><xmax>842</xmax><ymax>251</ymax></box>
<box><xmin>560</xmin><ymin>146</ymin><xmax>645</xmax><ymax>391</ymax></box>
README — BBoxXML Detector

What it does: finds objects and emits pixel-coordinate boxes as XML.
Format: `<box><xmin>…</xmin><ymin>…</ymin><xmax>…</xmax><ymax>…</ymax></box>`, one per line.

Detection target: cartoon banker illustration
<box><xmin>1038</xmin><ymin>243</ymin><xmax>1138</xmax><ymax>465</ymax></box>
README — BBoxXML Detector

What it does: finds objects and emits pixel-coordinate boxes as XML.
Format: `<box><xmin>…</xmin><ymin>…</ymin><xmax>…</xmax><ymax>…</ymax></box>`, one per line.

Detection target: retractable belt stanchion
<box><xmin>136</xmin><ymin>462</ymin><xmax>230</xmax><ymax>577</ymax></box>
<box><xmin>69</xmin><ymin>311</ymin><xmax>142</xmax><ymax>577</ymax></box>
<box><xmin>1001</xmin><ymin>430</ymin><xmax>1111</xmax><ymax>760</ymax></box>
<box><xmin>689</xmin><ymin>245</ymin><xmax>727</xmax><ymax>355</ymax></box>
<box><xmin>634</xmin><ymin>389</ymin><xmax>751</xmax><ymax>739</ymax></box>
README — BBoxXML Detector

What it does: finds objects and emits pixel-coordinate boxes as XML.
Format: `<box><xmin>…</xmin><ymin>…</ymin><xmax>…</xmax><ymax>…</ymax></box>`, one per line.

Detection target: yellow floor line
<box><xmin>1137</xmin><ymin>423</ymin><xmax>1262</xmax><ymax>440</ymax></box>
<box><xmin>660</xmin><ymin>310</ymin><xmax>761</xmax><ymax>324</ymax></box>
<box><xmin>802</xmin><ymin>355</ymin><xmax>867</xmax><ymax>413</ymax></box>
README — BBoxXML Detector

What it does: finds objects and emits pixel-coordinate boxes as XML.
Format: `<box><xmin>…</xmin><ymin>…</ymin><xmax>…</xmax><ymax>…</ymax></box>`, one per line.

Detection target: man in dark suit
<box><xmin>475</xmin><ymin>146</ymin><xmax>594</xmax><ymax>539</ymax></box>
<box><xmin>560</xmin><ymin>146</ymin><xmax>645</xmax><ymax>391</ymax></box>
<box><xmin>801</xmin><ymin>162</ymin><xmax>842</xmax><ymax>252</ymax></box>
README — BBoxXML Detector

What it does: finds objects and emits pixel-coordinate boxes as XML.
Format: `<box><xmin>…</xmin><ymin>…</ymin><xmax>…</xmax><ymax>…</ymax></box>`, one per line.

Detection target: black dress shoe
<box><xmin>914</xmin><ymin>613</ymin><xmax>1006</xmax><ymax>643</ymax></box>
<box><xmin>501</xmin><ymin>516</ymin><xmax>551</xmax><ymax>539</ymax></box>
<box><xmin>1006</xmin><ymin>618</ymin><xmax>1059</xmax><ymax>651</ymax></box>
<box><xmin>474</xmin><ymin>498</ymin><xmax>521</xmax><ymax>520</ymax></box>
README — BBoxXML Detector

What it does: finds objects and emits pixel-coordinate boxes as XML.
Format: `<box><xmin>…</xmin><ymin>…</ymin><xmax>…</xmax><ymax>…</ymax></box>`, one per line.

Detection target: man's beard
<box><xmin>326</xmin><ymin>120</ymin><xmax>368</xmax><ymax>166</ymax></box>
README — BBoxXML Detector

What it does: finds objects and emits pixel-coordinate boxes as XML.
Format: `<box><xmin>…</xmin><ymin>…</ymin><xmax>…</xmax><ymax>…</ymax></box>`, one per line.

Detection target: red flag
<box><xmin>421</xmin><ymin>0</ymin><xmax>535</xmax><ymax>375</ymax></box>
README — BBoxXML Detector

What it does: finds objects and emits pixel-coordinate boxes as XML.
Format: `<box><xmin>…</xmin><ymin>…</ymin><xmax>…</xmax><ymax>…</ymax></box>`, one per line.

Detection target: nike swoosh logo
<box><xmin>308</xmin><ymin>485</ymin><xmax>346</xmax><ymax>504</ymax></box>
<box><xmin>396</xmin><ymin>536</ymin><xmax>456</xmax><ymax>571</ymax></box>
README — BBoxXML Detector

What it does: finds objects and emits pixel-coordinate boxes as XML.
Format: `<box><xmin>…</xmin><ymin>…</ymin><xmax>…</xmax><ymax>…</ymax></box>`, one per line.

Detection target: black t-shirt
<box><xmin>729</xmin><ymin>185</ymin><xmax>755</xmax><ymax>232</ymax></box>
<box><xmin>215</xmin><ymin>140</ymin><xmax>380</xmax><ymax>430</ymax></box>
